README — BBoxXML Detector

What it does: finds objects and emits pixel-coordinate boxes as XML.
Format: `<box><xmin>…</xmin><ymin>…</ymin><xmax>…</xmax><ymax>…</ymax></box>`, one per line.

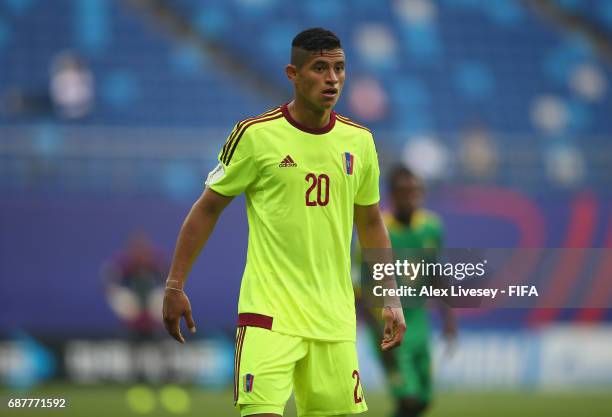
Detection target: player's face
<box><xmin>294</xmin><ymin>49</ymin><xmax>345</xmax><ymax>111</ymax></box>
<box><xmin>391</xmin><ymin>176</ymin><xmax>424</xmax><ymax>215</ymax></box>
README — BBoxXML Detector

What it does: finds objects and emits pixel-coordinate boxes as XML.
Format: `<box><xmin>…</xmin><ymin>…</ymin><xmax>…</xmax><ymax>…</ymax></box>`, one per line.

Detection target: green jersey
<box><xmin>384</xmin><ymin>210</ymin><xmax>442</xmax><ymax>251</ymax></box>
<box><xmin>384</xmin><ymin>209</ymin><xmax>443</xmax><ymax>340</ymax></box>
<box><xmin>207</xmin><ymin>105</ymin><xmax>380</xmax><ymax>342</ymax></box>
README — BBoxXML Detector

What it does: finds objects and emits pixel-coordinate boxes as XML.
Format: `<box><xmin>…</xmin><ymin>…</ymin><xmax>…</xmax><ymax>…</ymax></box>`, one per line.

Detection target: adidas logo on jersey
<box><xmin>279</xmin><ymin>155</ymin><xmax>297</xmax><ymax>167</ymax></box>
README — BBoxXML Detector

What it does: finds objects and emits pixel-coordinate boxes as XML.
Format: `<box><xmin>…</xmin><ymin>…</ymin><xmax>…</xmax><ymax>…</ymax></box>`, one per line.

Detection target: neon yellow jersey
<box><xmin>206</xmin><ymin>104</ymin><xmax>380</xmax><ymax>342</ymax></box>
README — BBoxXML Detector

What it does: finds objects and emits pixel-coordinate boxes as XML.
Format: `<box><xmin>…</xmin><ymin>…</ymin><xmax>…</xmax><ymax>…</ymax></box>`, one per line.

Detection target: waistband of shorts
<box><xmin>237</xmin><ymin>313</ymin><xmax>273</xmax><ymax>330</ymax></box>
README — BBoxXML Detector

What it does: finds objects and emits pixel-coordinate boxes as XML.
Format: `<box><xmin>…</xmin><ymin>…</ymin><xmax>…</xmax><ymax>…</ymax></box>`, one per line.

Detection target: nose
<box><xmin>326</xmin><ymin>68</ymin><xmax>339</xmax><ymax>85</ymax></box>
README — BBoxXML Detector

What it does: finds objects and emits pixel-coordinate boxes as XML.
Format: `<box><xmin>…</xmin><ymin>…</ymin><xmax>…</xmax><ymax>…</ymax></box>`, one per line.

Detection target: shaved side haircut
<box><xmin>291</xmin><ymin>28</ymin><xmax>342</xmax><ymax>68</ymax></box>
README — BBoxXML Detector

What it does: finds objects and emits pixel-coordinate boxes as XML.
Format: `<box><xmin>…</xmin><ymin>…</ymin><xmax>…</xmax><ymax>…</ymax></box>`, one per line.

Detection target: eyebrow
<box><xmin>311</xmin><ymin>58</ymin><xmax>345</xmax><ymax>66</ymax></box>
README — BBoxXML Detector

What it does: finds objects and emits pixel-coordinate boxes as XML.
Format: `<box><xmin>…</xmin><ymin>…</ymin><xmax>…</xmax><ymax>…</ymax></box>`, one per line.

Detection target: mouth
<box><xmin>321</xmin><ymin>88</ymin><xmax>338</xmax><ymax>98</ymax></box>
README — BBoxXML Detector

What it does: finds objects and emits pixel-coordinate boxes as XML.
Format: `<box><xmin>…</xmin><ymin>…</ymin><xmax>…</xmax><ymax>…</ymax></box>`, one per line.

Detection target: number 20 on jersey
<box><xmin>305</xmin><ymin>173</ymin><xmax>330</xmax><ymax>206</ymax></box>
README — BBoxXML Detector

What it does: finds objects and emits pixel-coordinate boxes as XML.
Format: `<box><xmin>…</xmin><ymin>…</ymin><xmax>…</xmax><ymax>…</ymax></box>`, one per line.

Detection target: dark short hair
<box><xmin>387</xmin><ymin>165</ymin><xmax>417</xmax><ymax>191</ymax></box>
<box><xmin>292</xmin><ymin>28</ymin><xmax>341</xmax><ymax>51</ymax></box>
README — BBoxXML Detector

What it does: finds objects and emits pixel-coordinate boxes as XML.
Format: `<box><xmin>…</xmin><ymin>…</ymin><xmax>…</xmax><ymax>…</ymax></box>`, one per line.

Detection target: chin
<box><xmin>318</xmin><ymin>99</ymin><xmax>338</xmax><ymax>110</ymax></box>
<box><xmin>305</xmin><ymin>96</ymin><xmax>338</xmax><ymax>112</ymax></box>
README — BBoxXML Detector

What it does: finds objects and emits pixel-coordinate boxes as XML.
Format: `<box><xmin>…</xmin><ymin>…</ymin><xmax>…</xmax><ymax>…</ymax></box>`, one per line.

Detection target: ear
<box><xmin>285</xmin><ymin>64</ymin><xmax>298</xmax><ymax>82</ymax></box>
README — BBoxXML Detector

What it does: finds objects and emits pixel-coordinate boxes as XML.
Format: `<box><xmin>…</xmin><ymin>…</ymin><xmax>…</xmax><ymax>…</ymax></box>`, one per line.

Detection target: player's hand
<box><xmin>162</xmin><ymin>289</ymin><xmax>196</xmax><ymax>344</ymax></box>
<box><xmin>381</xmin><ymin>306</ymin><xmax>406</xmax><ymax>351</ymax></box>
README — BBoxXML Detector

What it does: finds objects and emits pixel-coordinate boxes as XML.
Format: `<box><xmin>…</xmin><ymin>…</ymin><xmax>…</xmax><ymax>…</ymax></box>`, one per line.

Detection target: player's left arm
<box><xmin>354</xmin><ymin>203</ymin><xmax>406</xmax><ymax>351</ymax></box>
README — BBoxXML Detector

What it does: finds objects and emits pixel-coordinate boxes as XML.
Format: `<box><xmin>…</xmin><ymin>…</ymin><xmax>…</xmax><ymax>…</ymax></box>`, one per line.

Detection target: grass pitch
<box><xmin>1</xmin><ymin>384</ymin><xmax>611</xmax><ymax>417</ymax></box>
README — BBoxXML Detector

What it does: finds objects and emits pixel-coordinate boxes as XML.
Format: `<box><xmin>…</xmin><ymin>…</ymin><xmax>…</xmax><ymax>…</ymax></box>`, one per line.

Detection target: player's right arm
<box><xmin>162</xmin><ymin>188</ymin><xmax>233</xmax><ymax>344</ymax></box>
<box><xmin>163</xmin><ymin>120</ymin><xmax>258</xmax><ymax>343</ymax></box>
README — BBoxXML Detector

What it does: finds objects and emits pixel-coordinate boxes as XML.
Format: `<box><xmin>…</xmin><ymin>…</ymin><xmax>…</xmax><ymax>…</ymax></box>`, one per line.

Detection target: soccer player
<box><xmin>371</xmin><ymin>165</ymin><xmax>457</xmax><ymax>417</ymax></box>
<box><xmin>162</xmin><ymin>28</ymin><xmax>406</xmax><ymax>417</ymax></box>
<box><xmin>102</xmin><ymin>232</ymin><xmax>167</xmax><ymax>340</ymax></box>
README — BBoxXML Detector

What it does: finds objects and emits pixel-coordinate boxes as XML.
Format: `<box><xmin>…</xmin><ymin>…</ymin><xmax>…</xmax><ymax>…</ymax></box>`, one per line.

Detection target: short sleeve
<box><xmin>354</xmin><ymin>134</ymin><xmax>380</xmax><ymax>205</ymax></box>
<box><xmin>206</xmin><ymin>125</ymin><xmax>258</xmax><ymax>197</ymax></box>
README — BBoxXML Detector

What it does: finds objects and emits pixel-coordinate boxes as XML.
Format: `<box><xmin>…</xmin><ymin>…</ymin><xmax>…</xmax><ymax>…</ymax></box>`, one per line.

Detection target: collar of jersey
<box><xmin>281</xmin><ymin>103</ymin><xmax>336</xmax><ymax>135</ymax></box>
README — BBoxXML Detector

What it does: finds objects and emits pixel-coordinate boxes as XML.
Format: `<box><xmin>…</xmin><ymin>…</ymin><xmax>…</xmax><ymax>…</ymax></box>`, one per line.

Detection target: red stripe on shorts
<box><xmin>233</xmin><ymin>327</ymin><xmax>246</xmax><ymax>404</ymax></box>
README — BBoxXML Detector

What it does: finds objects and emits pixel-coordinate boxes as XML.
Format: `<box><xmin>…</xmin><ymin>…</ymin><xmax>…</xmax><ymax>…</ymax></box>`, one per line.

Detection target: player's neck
<box><xmin>394</xmin><ymin>210</ymin><xmax>414</xmax><ymax>227</ymax></box>
<box><xmin>287</xmin><ymin>99</ymin><xmax>332</xmax><ymax>130</ymax></box>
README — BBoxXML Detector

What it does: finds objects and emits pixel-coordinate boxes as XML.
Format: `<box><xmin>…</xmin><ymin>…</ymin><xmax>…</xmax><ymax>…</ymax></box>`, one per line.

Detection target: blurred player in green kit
<box><xmin>371</xmin><ymin>165</ymin><xmax>457</xmax><ymax>417</ymax></box>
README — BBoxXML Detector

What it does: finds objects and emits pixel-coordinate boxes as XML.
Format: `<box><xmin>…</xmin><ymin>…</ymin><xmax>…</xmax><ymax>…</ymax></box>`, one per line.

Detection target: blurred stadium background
<box><xmin>1</xmin><ymin>0</ymin><xmax>612</xmax><ymax>416</ymax></box>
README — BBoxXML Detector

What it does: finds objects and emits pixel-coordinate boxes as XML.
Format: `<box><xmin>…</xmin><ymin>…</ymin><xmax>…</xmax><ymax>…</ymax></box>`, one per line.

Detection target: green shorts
<box><xmin>234</xmin><ymin>324</ymin><xmax>368</xmax><ymax>417</ymax></box>
<box><xmin>384</xmin><ymin>338</ymin><xmax>432</xmax><ymax>402</ymax></box>
<box><xmin>369</xmin><ymin>309</ymin><xmax>432</xmax><ymax>403</ymax></box>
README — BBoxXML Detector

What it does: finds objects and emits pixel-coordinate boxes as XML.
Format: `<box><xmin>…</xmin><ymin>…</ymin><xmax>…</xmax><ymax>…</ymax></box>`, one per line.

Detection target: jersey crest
<box><xmin>343</xmin><ymin>152</ymin><xmax>354</xmax><ymax>175</ymax></box>
<box><xmin>243</xmin><ymin>373</ymin><xmax>255</xmax><ymax>392</ymax></box>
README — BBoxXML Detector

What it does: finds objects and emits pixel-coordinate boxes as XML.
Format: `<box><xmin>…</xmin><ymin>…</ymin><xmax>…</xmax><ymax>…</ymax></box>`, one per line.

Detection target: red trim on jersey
<box><xmin>224</xmin><ymin>112</ymin><xmax>283</xmax><ymax>165</ymax></box>
<box><xmin>237</xmin><ymin>313</ymin><xmax>273</xmax><ymax>330</ymax></box>
<box><xmin>222</xmin><ymin>108</ymin><xmax>281</xmax><ymax>163</ymax></box>
<box><xmin>336</xmin><ymin>115</ymin><xmax>371</xmax><ymax>132</ymax></box>
<box><xmin>281</xmin><ymin>103</ymin><xmax>336</xmax><ymax>135</ymax></box>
